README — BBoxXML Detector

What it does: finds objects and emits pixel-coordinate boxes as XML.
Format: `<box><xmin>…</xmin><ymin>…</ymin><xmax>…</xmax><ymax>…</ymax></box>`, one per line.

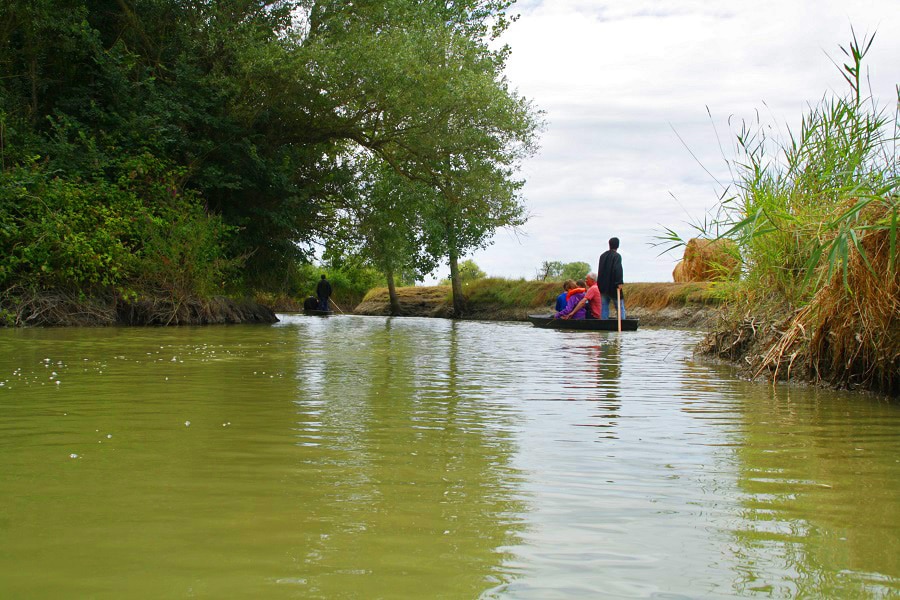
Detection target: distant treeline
<box><xmin>0</xmin><ymin>0</ymin><xmax>540</xmax><ymax>321</ymax></box>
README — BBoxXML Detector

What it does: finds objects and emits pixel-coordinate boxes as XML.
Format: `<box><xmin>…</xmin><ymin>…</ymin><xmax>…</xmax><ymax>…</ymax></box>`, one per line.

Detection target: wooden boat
<box><xmin>303</xmin><ymin>308</ymin><xmax>334</xmax><ymax>316</ymax></box>
<box><xmin>527</xmin><ymin>314</ymin><xmax>639</xmax><ymax>331</ymax></box>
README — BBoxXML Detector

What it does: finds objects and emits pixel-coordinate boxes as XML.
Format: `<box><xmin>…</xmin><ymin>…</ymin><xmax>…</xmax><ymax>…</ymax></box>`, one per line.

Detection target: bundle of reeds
<box><xmin>678</xmin><ymin>238</ymin><xmax>739</xmax><ymax>282</ymax></box>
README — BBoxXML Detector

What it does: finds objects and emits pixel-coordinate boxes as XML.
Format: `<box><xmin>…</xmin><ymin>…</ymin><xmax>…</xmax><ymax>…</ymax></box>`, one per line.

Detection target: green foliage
<box><xmin>0</xmin><ymin>155</ymin><xmax>234</xmax><ymax>298</ymax></box>
<box><xmin>659</xmin><ymin>32</ymin><xmax>898</xmax><ymax>307</ymax></box>
<box><xmin>292</xmin><ymin>260</ymin><xmax>386</xmax><ymax>308</ymax></box>
<box><xmin>439</xmin><ymin>259</ymin><xmax>486</xmax><ymax>285</ymax></box>
<box><xmin>0</xmin><ymin>162</ymin><xmax>139</xmax><ymax>290</ymax></box>
<box><xmin>463</xmin><ymin>277</ymin><xmax>557</xmax><ymax>308</ymax></box>
<box><xmin>535</xmin><ymin>260</ymin><xmax>591</xmax><ymax>281</ymax></box>
<box><xmin>0</xmin><ymin>0</ymin><xmax>541</xmax><ymax>310</ymax></box>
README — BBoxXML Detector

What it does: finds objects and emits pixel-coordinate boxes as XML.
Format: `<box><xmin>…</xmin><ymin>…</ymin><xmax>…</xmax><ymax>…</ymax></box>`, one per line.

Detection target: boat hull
<box><xmin>303</xmin><ymin>309</ymin><xmax>334</xmax><ymax>316</ymax></box>
<box><xmin>527</xmin><ymin>314</ymin><xmax>639</xmax><ymax>331</ymax></box>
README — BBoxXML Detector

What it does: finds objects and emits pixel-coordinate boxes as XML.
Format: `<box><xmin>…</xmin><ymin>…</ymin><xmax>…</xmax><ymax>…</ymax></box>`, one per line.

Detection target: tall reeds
<box><xmin>679</xmin><ymin>33</ymin><xmax>899</xmax><ymax>395</ymax></box>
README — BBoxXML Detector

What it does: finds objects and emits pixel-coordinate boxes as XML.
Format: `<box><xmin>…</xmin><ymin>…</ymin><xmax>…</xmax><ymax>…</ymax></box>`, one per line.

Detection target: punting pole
<box><xmin>616</xmin><ymin>288</ymin><xmax>622</xmax><ymax>333</ymax></box>
<box><xmin>329</xmin><ymin>299</ymin><xmax>345</xmax><ymax>314</ymax></box>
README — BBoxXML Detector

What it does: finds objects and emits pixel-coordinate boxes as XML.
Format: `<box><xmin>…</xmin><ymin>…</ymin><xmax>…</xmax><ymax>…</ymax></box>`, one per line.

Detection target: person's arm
<box><xmin>563</xmin><ymin>296</ymin><xmax>587</xmax><ymax>319</ymax></box>
<box><xmin>614</xmin><ymin>254</ymin><xmax>623</xmax><ymax>288</ymax></box>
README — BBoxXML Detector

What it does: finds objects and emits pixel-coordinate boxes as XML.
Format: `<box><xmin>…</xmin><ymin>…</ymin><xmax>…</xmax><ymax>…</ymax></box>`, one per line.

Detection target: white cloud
<box><xmin>438</xmin><ymin>0</ymin><xmax>900</xmax><ymax>284</ymax></box>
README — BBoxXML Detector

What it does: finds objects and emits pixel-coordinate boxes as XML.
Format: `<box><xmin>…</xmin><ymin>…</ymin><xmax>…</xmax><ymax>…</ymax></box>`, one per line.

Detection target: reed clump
<box><xmin>685</xmin><ymin>34</ymin><xmax>899</xmax><ymax>396</ymax></box>
<box><xmin>673</xmin><ymin>239</ymin><xmax>739</xmax><ymax>282</ymax></box>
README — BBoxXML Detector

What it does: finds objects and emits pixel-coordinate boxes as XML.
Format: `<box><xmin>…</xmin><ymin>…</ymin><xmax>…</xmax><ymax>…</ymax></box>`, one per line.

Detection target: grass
<box><xmin>357</xmin><ymin>279</ymin><xmax>718</xmax><ymax>318</ymax></box>
<box><xmin>666</xmin><ymin>32</ymin><xmax>899</xmax><ymax>395</ymax></box>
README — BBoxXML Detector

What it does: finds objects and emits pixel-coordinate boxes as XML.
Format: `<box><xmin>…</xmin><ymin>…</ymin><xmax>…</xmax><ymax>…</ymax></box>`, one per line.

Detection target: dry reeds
<box><xmin>0</xmin><ymin>286</ymin><xmax>118</xmax><ymax>326</ymax></box>
<box><xmin>670</xmin><ymin>34</ymin><xmax>899</xmax><ymax>395</ymax></box>
<box><xmin>0</xmin><ymin>285</ymin><xmax>277</xmax><ymax>327</ymax></box>
<box><xmin>753</xmin><ymin>206</ymin><xmax>899</xmax><ymax>394</ymax></box>
<box><xmin>625</xmin><ymin>282</ymin><xmax>717</xmax><ymax>310</ymax></box>
<box><xmin>678</xmin><ymin>238</ymin><xmax>739</xmax><ymax>282</ymax></box>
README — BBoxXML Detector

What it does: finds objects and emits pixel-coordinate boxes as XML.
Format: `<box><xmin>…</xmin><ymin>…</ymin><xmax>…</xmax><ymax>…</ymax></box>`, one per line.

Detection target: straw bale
<box><xmin>672</xmin><ymin>261</ymin><xmax>689</xmax><ymax>282</ymax></box>
<box><xmin>680</xmin><ymin>238</ymin><xmax>739</xmax><ymax>282</ymax></box>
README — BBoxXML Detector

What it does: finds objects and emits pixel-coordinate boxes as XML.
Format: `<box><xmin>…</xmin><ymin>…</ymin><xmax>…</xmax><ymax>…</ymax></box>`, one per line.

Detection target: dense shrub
<box><xmin>0</xmin><ymin>156</ymin><xmax>235</xmax><ymax>301</ymax></box>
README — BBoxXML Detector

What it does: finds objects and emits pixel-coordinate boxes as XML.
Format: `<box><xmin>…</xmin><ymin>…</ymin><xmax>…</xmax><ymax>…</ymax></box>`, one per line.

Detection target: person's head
<box><xmin>321</xmin><ymin>274</ymin><xmax>327</xmax><ymax>280</ymax></box>
<box><xmin>586</xmin><ymin>272</ymin><xmax>597</xmax><ymax>286</ymax></box>
<box><xmin>576</xmin><ymin>279</ymin><xmax>586</xmax><ymax>288</ymax></box>
<box><xmin>609</xmin><ymin>237</ymin><xmax>620</xmax><ymax>250</ymax></box>
<box><xmin>563</xmin><ymin>279</ymin><xmax>576</xmax><ymax>291</ymax></box>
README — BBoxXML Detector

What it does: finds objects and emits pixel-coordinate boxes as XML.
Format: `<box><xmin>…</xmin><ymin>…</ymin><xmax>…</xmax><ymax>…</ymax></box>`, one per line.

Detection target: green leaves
<box><xmin>1</xmin><ymin>0</ymin><xmax>540</xmax><ymax>303</ymax></box>
<box><xmin>664</xmin><ymin>32</ymin><xmax>897</xmax><ymax>305</ymax></box>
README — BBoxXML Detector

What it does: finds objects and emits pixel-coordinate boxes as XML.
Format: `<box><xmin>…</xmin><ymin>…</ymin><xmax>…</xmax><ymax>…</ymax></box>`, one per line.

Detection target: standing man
<box><xmin>597</xmin><ymin>237</ymin><xmax>626</xmax><ymax>320</ymax></box>
<box><xmin>316</xmin><ymin>274</ymin><xmax>332</xmax><ymax>312</ymax></box>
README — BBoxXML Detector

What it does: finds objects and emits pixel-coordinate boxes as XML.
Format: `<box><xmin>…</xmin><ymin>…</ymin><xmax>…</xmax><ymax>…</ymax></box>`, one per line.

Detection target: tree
<box><xmin>336</xmin><ymin>158</ymin><xmax>440</xmax><ymax>315</ymax></box>
<box><xmin>536</xmin><ymin>261</ymin><xmax>565</xmax><ymax>281</ymax></box>
<box><xmin>561</xmin><ymin>261</ymin><xmax>591</xmax><ymax>281</ymax></box>
<box><xmin>440</xmin><ymin>259</ymin><xmax>486</xmax><ymax>285</ymax></box>
<box><xmin>300</xmin><ymin>0</ymin><xmax>541</xmax><ymax>315</ymax></box>
<box><xmin>535</xmin><ymin>260</ymin><xmax>591</xmax><ymax>281</ymax></box>
<box><xmin>0</xmin><ymin>0</ymin><xmax>541</xmax><ymax>312</ymax></box>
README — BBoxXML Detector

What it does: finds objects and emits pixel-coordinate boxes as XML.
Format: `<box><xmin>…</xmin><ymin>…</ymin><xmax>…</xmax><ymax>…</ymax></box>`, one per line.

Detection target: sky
<box><xmin>426</xmin><ymin>0</ymin><xmax>900</xmax><ymax>283</ymax></box>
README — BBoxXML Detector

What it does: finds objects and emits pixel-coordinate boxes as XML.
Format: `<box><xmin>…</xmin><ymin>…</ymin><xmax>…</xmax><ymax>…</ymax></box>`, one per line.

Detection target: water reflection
<box><xmin>729</xmin><ymin>385</ymin><xmax>900</xmax><ymax>597</ymax></box>
<box><xmin>283</xmin><ymin>316</ymin><xmax>525</xmax><ymax>598</ymax></box>
<box><xmin>587</xmin><ymin>339</ymin><xmax>621</xmax><ymax>438</ymax></box>
<box><xmin>0</xmin><ymin>321</ymin><xmax>897</xmax><ymax>598</ymax></box>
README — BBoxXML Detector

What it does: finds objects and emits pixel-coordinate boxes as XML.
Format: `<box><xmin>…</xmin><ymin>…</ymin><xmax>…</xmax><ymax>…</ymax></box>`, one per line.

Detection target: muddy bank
<box><xmin>1</xmin><ymin>289</ymin><xmax>278</xmax><ymax>327</ymax></box>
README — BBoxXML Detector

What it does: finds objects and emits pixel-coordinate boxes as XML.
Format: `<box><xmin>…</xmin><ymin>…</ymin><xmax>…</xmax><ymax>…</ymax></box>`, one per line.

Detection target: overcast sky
<box><xmin>429</xmin><ymin>0</ymin><xmax>900</xmax><ymax>283</ymax></box>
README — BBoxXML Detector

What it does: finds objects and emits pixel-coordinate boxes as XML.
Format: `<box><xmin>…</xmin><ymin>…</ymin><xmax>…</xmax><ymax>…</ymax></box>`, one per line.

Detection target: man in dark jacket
<box><xmin>597</xmin><ymin>237</ymin><xmax>626</xmax><ymax>319</ymax></box>
<box><xmin>316</xmin><ymin>274</ymin><xmax>333</xmax><ymax>311</ymax></box>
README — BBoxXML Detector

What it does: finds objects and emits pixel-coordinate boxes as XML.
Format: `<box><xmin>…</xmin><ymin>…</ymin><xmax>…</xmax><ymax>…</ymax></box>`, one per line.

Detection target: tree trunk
<box><xmin>385</xmin><ymin>267</ymin><xmax>401</xmax><ymax>316</ymax></box>
<box><xmin>448</xmin><ymin>244</ymin><xmax>465</xmax><ymax>317</ymax></box>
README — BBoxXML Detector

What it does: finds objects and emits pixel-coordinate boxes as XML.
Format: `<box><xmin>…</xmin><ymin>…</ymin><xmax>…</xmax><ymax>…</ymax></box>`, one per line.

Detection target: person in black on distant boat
<box><xmin>316</xmin><ymin>274</ymin><xmax>332</xmax><ymax>311</ymax></box>
<box><xmin>597</xmin><ymin>237</ymin><xmax>626</xmax><ymax>319</ymax></box>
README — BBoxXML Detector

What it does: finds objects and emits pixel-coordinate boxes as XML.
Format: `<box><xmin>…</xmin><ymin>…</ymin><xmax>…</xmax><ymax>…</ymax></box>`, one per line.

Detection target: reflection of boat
<box><xmin>303</xmin><ymin>308</ymin><xmax>334</xmax><ymax>316</ymax></box>
<box><xmin>527</xmin><ymin>314</ymin><xmax>639</xmax><ymax>331</ymax></box>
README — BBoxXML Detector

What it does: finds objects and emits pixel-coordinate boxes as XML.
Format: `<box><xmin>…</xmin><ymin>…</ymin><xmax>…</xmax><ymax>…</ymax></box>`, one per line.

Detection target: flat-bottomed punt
<box><xmin>303</xmin><ymin>308</ymin><xmax>334</xmax><ymax>316</ymax></box>
<box><xmin>527</xmin><ymin>314</ymin><xmax>639</xmax><ymax>331</ymax></box>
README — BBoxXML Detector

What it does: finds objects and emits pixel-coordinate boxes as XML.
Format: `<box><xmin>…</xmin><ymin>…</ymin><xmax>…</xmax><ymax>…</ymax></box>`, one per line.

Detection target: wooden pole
<box><xmin>329</xmin><ymin>298</ymin><xmax>345</xmax><ymax>314</ymax></box>
<box><xmin>616</xmin><ymin>288</ymin><xmax>622</xmax><ymax>333</ymax></box>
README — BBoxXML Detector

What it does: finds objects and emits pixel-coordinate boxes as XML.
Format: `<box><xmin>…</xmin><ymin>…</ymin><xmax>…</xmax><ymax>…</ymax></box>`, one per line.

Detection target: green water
<box><xmin>0</xmin><ymin>315</ymin><xmax>897</xmax><ymax>599</ymax></box>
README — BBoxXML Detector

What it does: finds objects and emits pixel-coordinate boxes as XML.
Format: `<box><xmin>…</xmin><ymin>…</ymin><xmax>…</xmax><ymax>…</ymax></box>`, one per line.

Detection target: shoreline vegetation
<box><xmin>1</xmin><ymin>3</ymin><xmax>896</xmax><ymax>397</ymax></box>
<box><xmin>0</xmin><ymin>288</ymin><xmax>277</xmax><ymax>327</ymax></box>
<box><xmin>658</xmin><ymin>33</ymin><xmax>898</xmax><ymax>397</ymax></box>
<box><xmin>353</xmin><ymin>280</ymin><xmax>721</xmax><ymax>328</ymax></box>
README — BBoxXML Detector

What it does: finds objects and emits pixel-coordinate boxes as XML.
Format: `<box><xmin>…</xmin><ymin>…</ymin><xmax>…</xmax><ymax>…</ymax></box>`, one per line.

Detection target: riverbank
<box><xmin>0</xmin><ymin>288</ymin><xmax>277</xmax><ymax>327</ymax></box>
<box><xmin>354</xmin><ymin>280</ymin><xmax>723</xmax><ymax>328</ymax></box>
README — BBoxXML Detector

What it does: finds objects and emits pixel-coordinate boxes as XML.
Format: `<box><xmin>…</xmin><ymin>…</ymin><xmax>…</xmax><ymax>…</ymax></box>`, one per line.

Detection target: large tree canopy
<box><xmin>0</xmin><ymin>0</ymin><xmax>540</xmax><ymax>306</ymax></box>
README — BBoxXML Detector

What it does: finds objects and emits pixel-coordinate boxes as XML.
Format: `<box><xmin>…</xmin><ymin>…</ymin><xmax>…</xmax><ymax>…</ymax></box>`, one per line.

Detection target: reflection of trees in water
<box><xmin>727</xmin><ymin>385</ymin><xmax>900</xmax><ymax>597</ymax></box>
<box><xmin>290</xmin><ymin>317</ymin><xmax>524</xmax><ymax>598</ymax></box>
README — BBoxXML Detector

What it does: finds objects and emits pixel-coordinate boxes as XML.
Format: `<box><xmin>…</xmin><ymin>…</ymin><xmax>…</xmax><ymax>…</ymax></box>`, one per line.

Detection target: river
<box><xmin>0</xmin><ymin>315</ymin><xmax>897</xmax><ymax>598</ymax></box>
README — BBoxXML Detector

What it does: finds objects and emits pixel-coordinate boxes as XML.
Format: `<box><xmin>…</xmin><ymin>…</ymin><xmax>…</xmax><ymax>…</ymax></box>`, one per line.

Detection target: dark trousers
<box><xmin>317</xmin><ymin>295</ymin><xmax>329</xmax><ymax>311</ymax></box>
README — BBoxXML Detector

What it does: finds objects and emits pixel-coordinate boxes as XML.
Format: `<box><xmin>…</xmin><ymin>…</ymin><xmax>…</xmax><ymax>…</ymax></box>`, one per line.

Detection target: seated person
<box><xmin>563</xmin><ymin>272</ymin><xmax>602</xmax><ymax>320</ymax></box>
<box><xmin>554</xmin><ymin>280</ymin><xmax>587</xmax><ymax>319</ymax></box>
<box><xmin>555</xmin><ymin>283</ymin><xmax>568</xmax><ymax>312</ymax></box>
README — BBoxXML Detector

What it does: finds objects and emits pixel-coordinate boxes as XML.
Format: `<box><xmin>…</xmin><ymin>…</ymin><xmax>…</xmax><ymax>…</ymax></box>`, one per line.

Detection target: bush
<box><xmin>0</xmin><ymin>155</ymin><xmax>236</xmax><ymax>301</ymax></box>
<box><xmin>0</xmin><ymin>162</ymin><xmax>142</xmax><ymax>290</ymax></box>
